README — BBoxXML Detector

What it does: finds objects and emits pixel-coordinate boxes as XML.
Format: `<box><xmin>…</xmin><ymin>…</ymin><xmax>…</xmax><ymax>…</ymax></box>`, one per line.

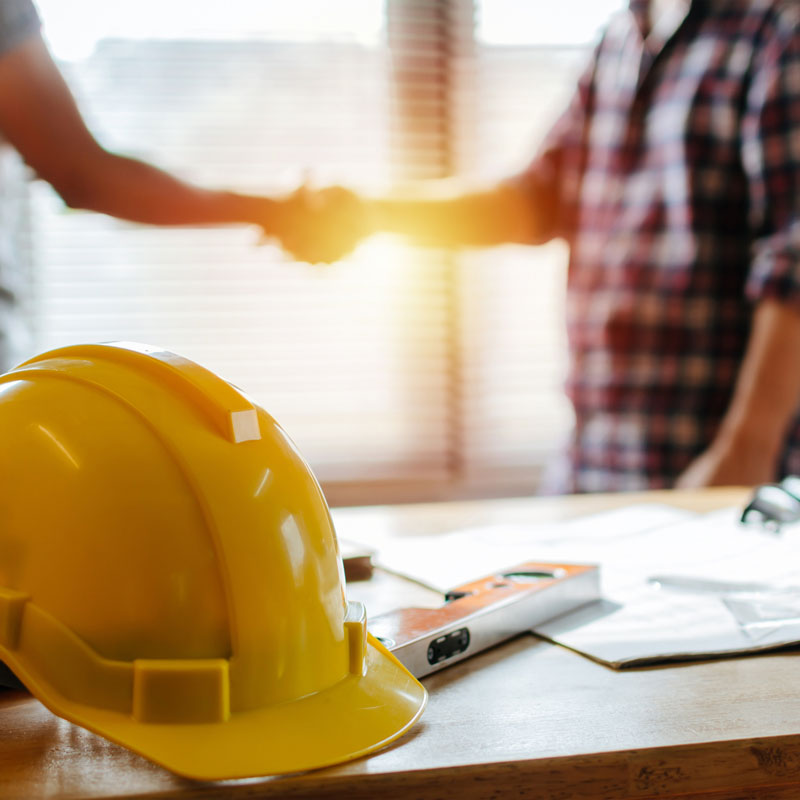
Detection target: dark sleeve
<box><xmin>0</xmin><ymin>0</ymin><xmax>41</xmax><ymax>58</ymax></box>
<box><xmin>743</xmin><ymin>9</ymin><xmax>800</xmax><ymax>308</ymax></box>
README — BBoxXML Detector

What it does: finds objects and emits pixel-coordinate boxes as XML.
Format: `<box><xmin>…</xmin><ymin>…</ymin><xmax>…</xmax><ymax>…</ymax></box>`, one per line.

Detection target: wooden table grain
<box><xmin>6</xmin><ymin>487</ymin><xmax>800</xmax><ymax>800</ymax></box>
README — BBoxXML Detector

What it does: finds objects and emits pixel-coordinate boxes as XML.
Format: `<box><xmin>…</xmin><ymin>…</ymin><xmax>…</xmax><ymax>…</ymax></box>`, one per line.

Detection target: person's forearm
<box><xmin>0</xmin><ymin>35</ymin><xmax>283</xmax><ymax>234</ymax></box>
<box><xmin>365</xmin><ymin>182</ymin><xmax>542</xmax><ymax>248</ymax></box>
<box><xmin>676</xmin><ymin>298</ymin><xmax>800</xmax><ymax>488</ymax></box>
<box><xmin>53</xmin><ymin>149</ymin><xmax>283</xmax><ymax>231</ymax></box>
<box><xmin>715</xmin><ymin>299</ymin><xmax>800</xmax><ymax>461</ymax></box>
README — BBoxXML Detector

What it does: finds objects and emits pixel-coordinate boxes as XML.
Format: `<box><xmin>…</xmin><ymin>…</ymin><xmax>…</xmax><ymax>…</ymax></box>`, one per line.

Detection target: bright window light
<box><xmin>477</xmin><ymin>0</ymin><xmax>624</xmax><ymax>46</ymax></box>
<box><xmin>34</xmin><ymin>0</ymin><xmax>383</xmax><ymax>60</ymax></box>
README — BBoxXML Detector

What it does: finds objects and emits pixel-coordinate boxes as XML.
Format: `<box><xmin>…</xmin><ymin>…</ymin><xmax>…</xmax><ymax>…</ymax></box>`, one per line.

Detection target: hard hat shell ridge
<box><xmin>0</xmin><ymin>342</ymin><xmax>426</xmax><ymax>780</ymax></box>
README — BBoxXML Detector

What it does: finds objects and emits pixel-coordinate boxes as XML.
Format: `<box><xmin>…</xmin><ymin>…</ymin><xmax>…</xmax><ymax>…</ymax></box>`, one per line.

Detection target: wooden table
<box><xmin>5</xmin><ymin>487</ymin><xmax>800</xmax><ymax>800</ymax></box>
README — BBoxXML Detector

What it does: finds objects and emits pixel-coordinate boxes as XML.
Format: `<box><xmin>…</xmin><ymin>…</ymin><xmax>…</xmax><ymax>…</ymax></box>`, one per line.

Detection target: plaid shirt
<box><xmin>517</xmin><ymin>0</ymin><xmax>800</xmax><ymax>492</ymax></box>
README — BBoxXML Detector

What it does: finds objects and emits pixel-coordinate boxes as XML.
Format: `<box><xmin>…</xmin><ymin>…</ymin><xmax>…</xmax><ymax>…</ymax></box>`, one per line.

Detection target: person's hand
<box><xmin>675</xmin><ymin>434</ymin><xmax>778</xmax><ymax>489</ymax></box>
<box><xmin>272</xmin><ymin>184</ymin><xmax>368</xmax><ymax>264</ymax></box>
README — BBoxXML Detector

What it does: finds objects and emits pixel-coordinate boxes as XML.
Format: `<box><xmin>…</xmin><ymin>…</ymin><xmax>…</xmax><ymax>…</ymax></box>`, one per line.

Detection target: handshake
<box><xmin>266</xmin><ymin>184</ymin><xmax>372</xmax><ymax>265</ymax></box>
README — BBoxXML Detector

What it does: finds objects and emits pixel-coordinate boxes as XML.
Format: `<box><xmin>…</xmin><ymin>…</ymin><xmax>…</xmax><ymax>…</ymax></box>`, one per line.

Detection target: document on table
<box><xmin>354</xmin><ymin>504</ymin><xmax>800</xmax><ymax>668</ymax></box>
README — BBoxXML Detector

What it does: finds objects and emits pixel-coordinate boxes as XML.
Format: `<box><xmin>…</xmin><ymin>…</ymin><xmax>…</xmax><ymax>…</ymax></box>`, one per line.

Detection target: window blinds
<box><xmin>28</xmin><ymin>0</ymin><xmax>617</xmax><ymax>504</ymax></box>
<box><xmin>31</xmin><ymin>20</ymin><xmax>456</xmax><ymax>498</ymax></box>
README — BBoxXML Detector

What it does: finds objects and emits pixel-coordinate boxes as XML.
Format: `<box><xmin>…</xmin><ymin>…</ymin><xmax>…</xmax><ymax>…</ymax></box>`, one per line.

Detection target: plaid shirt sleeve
<box><xmin>743</xmin><ymin>8</ymin><xmax>800</xmax><ymax>308</ymax></box>
<box><xmin>505</xmin><ymin>41</ymin><xmax>600</xmax><ymax>245</ymax></box>
<box><xmin>0</xmin><ymin>0</ymin><xmax>40</xmax><ymax>57</ymax></box>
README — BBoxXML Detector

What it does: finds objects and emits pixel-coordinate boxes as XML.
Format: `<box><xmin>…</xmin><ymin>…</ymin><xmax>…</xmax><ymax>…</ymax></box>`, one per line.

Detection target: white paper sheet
<box><xmin>538</xmin><ymin>507</ymin><xmax>800</xmax><ymax>666</ymax></box>
<box><xmin>365</xmin><ymin>504</ymin><xmax>692</xmax><ymax>592</ymax></box>
<box><xmin>354</xmin><ymin>504</ymin><xmax>800</xmax><ymax>667</ymax></box>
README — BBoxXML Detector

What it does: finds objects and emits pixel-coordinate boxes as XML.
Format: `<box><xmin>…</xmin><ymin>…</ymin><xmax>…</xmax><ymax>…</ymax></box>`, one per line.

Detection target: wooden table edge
<box><xmin>159</xmin><ymin>732</ymin><xmax>800</xmax><ymax>800</ymax></box>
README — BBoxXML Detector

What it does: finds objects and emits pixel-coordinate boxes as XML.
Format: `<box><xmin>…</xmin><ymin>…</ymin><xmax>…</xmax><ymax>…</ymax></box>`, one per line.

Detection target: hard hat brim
<box><xmin>7</xmin><ymin>635</ymin><xmax>427</xmax><ymax>781</ymax></box>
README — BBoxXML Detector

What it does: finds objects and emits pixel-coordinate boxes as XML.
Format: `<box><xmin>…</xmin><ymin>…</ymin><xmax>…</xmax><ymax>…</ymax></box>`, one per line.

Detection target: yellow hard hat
<box><xmin>0</xmin><ymin>342</ymin><xmax>426</xmax><ymax>780</ymax></box>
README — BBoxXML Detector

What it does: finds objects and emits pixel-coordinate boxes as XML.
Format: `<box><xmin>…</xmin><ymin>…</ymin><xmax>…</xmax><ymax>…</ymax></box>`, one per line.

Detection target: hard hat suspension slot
<box><xmin>133</xmin><ymin>658</ymin><xmax>230</xmax><ymax>724</ymax></box>
<box><xmin>0</xmin><ymin>587</ymin><xmax>28</xmax><ymax>650</ymax></box>
<box><xmin>344</xmin><ymin>600</ymin><xmax>367</xmax><ymax>677</ymax></box>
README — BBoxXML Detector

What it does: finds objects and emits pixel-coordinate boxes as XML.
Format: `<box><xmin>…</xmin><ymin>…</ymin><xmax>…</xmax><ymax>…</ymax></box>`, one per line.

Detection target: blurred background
<box><xmin>24</xmin><ymin>0</ymin><xmax>622</xmax><ymax>505</ymax></box>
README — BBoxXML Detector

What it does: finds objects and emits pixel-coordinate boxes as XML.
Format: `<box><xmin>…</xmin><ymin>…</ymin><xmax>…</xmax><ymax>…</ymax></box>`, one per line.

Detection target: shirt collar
<box><xmin>628</xmin><ymin>0</ymin><xmax>693</xmax><ymax>54</ymax></box>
